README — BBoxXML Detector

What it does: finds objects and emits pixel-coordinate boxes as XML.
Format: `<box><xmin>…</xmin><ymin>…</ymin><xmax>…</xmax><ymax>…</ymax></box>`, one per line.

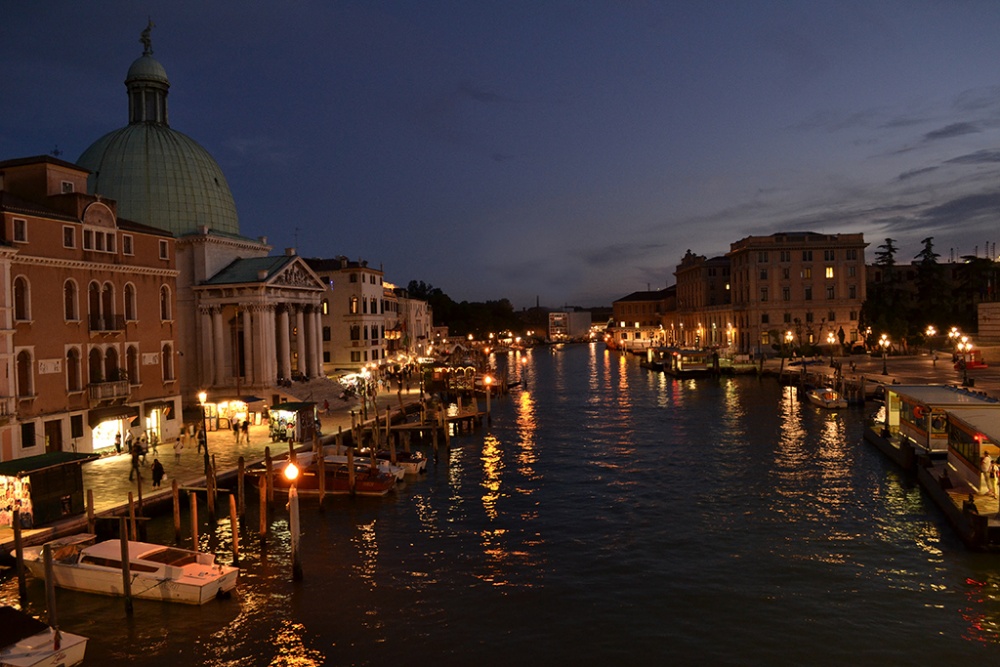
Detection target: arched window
<box><xmin>126</xmin><ymin>345</ymin><xmax>139</xmax><ymax>385</ymax></box>
<box><xmin>350</xmin><ymin>326</ymin><xmax>360</xmax><ymax>341</ymax></box>
<box><xmin>350</xmin><ymin>296</ymin><xmax>359</xmax><ymax>314</ymax></box>
<box><xmin>124</xmin><ymin>283</ymin><xmax>137</xmax><ymax>321</ymax></box>
<box><xmin>88</xmin><ymin>348</ymin><xmax>103</xmax><ymax>384</ymax></box>
<box><xmin>88</xmin><ymin>281</ymin><xmax>101</xmax><ymax>329</ymax></box>
<box><xmin>160</xmin><ymin>285</ymin><xmax>171</xmax><ymax>320</ymax></box>
<box><xmin>66</xmin><ymin>348</ymin><xmax>81</xmax><ymax>392</ymax></box>
<box><xmin>104</xmin><ymin>347</ymin><xmax>119</xmax><ymax>382</ymax></box>
<box><xmin>16</xmin><ymin>350</ymin><xmax>32</xmax><ymax>397</ymax></box>
<box><xmin>101</xmin><ymin>283</ymin><xmax>114</xmax><ymax>322</ymax></box>
<box><xmin>161</xmin><ymin>343</ymin><xmax>174</xmax><ymax>381</ymax></box>
<box><xmin>13</xmin><ymin>276</ymin><xmax>29</xmax><ymax>321</ymax></box>
<box><xmin>63</xmin><ymin>280</ymin><xmax>78</xmax><ymax>321</ymax></box>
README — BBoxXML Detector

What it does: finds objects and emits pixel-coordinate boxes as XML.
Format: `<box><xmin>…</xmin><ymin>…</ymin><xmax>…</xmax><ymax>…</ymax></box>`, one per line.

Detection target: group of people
<box><xmin>231</xmin><ymin>418</ymin><xmax>250</xmax><ymax>444</ymax></box>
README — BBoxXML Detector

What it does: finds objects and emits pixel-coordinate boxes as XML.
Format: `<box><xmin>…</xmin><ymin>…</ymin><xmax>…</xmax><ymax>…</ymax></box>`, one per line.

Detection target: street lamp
<box><xmin>484</xmin><ymin>374</ymin><xmax>493</xmax><ymax>426</ymax></box>
<box><xmin>879</xmin><ymin>334</ymin><xmax>890</xmax><ymax>375</ymax></box>
<box><xmin>784</xmin><ymin>330</ymin><xmax>793</xmax><ymax>357</ymax></box>
<box><xmin>958</xmin><ymin>336</ymin><xmax>972</xmax><ymax>385</ymax></box>
<box><xmin>283</xmin><ymin>461</ymin><xmax>302</xmax><ymax>580</ymax></box>
<box><xmin>826</xmin><ymin>332</ymin><xmax>836</xmax><ymax>365</ymax></box>
<box><xmin>925</xmin><ymin>325</ymin><xmax>937</xmax><ymax>354</ymax></box>
<box><xmin>197</xmin><ymin>390</ymin><xmax>209</xmax><ymax>455</ymax></box>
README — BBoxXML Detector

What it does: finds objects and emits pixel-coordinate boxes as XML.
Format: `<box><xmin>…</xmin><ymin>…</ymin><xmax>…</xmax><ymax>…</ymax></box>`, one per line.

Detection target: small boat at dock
<box><xmin>252</xmin><ymin>454</ymin><xmax>397</xmax><ymax>497</ymax></box>
<box><xmin>806</xmin><ymin>387</ymin><xmax>848</xmax><ymax>409</ymax></box>
<box><xmin>0</xmin><ymin>606</ymin><xmax>87</xmax><ymax>667</ymax></box>
<box><xmin>22</xmin><ymin>534</ymin><xmax>238</xmax><ymax>605</ymax></box>
<box><xmin>323</xmin><ymin>453</ymin><xmax>405</xmax><ymax>480</ymax></box>
<box><xmin>374</xmin><ymin>449</ymin><xmax>427</xmax><ymax>474</ymax></box>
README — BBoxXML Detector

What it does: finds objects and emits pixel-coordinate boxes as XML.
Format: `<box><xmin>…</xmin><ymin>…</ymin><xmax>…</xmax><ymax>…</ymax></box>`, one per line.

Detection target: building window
<box><xmin>761</xmin><ymin>313</ymin><xmax>770</xmax><ymax>324</ymax></box>
<box><xmin>20</xmin><ymin>422</ymin><xmax>35</xmax><ymax>449</ymax></box>
<box><xmin>824</xmin><ymin>250</ymin><xmax>835</xmax><ymax>261</ymax></box>
<box><xmin>804</xmin><ymin>286</ymin><xmax>813</xmax><ymax>301</ymax></box>
<box><xmin>83</xmin><ymin>229</ymin><xmax>93</xmax><ymax>250</ymax></box>
<box><xmin>850</xmin><ymin>310</ymin><xmax>858</xmax><ymax>320</ymax></box>
<box><xmin>802</xmin><ymin>250</ymin><xmax>813</xmax><ymax>261</ymax></box>
<box><xmin>322</xmin><ymin>299</ymin><xmax>328</xmax><ymax>315</ymax></box>
<box><xmin>350</xmin><ymin>297</ymin><xmax>359</xmax><ymax>314</ymax></box>
<box><xmin>162</xmin><ymin>343</ymin><xmax>174</xmax><ymax>381</ymax></box>
<box><xmin>350</xmin><ymin>326</ymin><xmax>360</xmax><ymax>341</ymax></box>
<box><xmin>849</xmin><ymin>285</ymin><xmax>857</xmax><ymax>299</ymax></box>
<box><xmin>159</xmin><ymin>285</ymin><xmax>171</xmax><ymax>320</ymax></box>
<box><xmin>782</xmin><ymin>268</ymin><xmax>790</xmax><ymax>279</ymax></box>
<box><xmin>351</xmin><ymin>351</ymin><xmax>361</xmax><ymax>362</ymax></box>
<box><xmin>848</xmin><ymin>266</ymin><xmax>856</xmax><ymax>277</ymax></box>
<box><xmin>759</xmin><ymin>269</ymin><xmax>768</xmax><ymax>280</ymax></box>
<box><xmin>16</xmin><ymin>350</ymin><xmax>32</xmax><ymax>397</ymax></box>
<box><xmin>825</xmin><ymin>267</ymin><xmax>834</xmax><ymax>279</ymax></box>
<box><xmin>761</xmin><ymin>332</ymin><xmax>770</xmax><ymax>346</ymax></box>
<box><xmin>846</xmin><ymin>249</ymin><xmax>858</xmax><ymax>260</ymax></box>
<box><xmin>350</xmin><ymin>273</ymin><xmax>358</xmax><ymax>283</ymax></box>
<box><xmin>122</xmin><ymin>234</ymin><xmax>134</xmax><ymax>255</ymax></box>
<box><xmin>12</xmin><ymin>218</ymin><xmax>27</xmax><ymax>243</ymax></box>
<box><xmin>71</xmin><ymin>415</ymin><xmax>84</xmax><ymax>439</ymax></box>
<box><xmin>13</xmin><ymin>276</ymin><xmax>29</xmax><ymax>321</ymax></box>
<box><xmin>323</xmin><ymin>351</ymin><xmax>330</xmax><ymax>363</ymax></box>
<box><xmin>802</xmin><ymin>268</ymin><xmax>812</xmax><ymax>279</ymax></box>
<box><xmin>782</xmin><ymin>287</ymin><xmax>790</xmax><ymax>301</ymax></box>
<box><xmin>63</xmin><ymin>226</ymin><xmax>76</xmax><ymax>248</ymax></box>
<box><xmin>757</xmin><ymin>251</ymin><xmax>768</xmax><ymax>262</ymax></box>
<box><xmin>66</xmin><ymin>348</ymin><xmax>82</xmax><ymax>392</ymax></box>
<box><xmin>126</xmin><ymin>345</ymin><xmax>139</xmax><ymax>385</ymax></box>
<box><xmin>158</xmin><ymin>240</ymin><xmax>169</xmax><ymax>260</ymax></box>
<box><xmin>783</xmin><ymin>313</ymin><xmax>792</xmax><ymax>323</ymax></box>
<box><xmin>827</xmin><ymin>286</ymin><xmax>835</xmax><ymax>299</ymax></box>
<box><xmin>124</xmin><ymin>284</ymin><xmax>137</xmax><ymax>321</ymax></box>
<box><xmin>370</xmin><ymin>298</ymin><xmax>378</xmax><ymax>313</ymax></box>
<box><xmin>760</xmin><ymin>287</ymin><xmax>768</xmax><ymax>302</ymax></box>
<box><xmin>63</xmin><ymin>280</ymin><xmax>78</xmax><ymax>321</ymax></box>
<box><xmin>322</xmin><ymin>326</ymin><xmax>331</xmax><ymax>342</ymax></box>
<box><xmin>828</xmin><ymin>311</ymin><xmax>836</xmax><ymax>322</ymax></box>
<box><xmin>805</xmin><ymin>312</ymin><xmax>814</xmax><ymax>323</ymax></box>
<box><xmin>780</xmin><ymin>250</ymin><xmax>790</xmax><ymax>262</ymax></box>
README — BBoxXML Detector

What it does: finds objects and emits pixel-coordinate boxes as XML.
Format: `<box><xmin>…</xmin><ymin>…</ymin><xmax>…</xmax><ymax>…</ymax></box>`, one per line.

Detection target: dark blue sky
<box><xmin>4</xmin><ymin>1</ymin><xmax>1000</xmax><ymax>308</ymax></box>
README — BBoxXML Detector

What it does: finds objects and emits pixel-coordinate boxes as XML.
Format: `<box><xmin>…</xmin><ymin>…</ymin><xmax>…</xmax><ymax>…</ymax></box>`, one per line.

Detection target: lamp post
<box><xmin>826</xmin><ymin>331</ymin><xmax>836</xmax><ymax>366</ymax></box>
<box><xmin>958</xmin><ymin>336</ymin><xmax>972</xmax><ymax>385</ymax></box>
<box><xmin>198</xmin><ymin>390</ymin><xmax>209</xmax><ymax>455</ymax></box>
<box><xmin>879</xmin><ymin>334</ymin><xmax>890</xmax><ymax>375</ymax></box>
<box><xmin>283</xmin><ymin>461</ymin><xmax>302</xmax><ymax>580</ymax></box>
<box><xmin>784</xmin><ymin>330</ymin><xmax>793</xmax><ymax>357</ymax></box>
<box><xmin>925</xmin><ymin>325</ymin><xmax>937</xmax><ymax>355</ymax></box>
<box><xmin>484</xmin><ymin>375</ymin><xmax>493</xmax><ymax>426</ymax></box>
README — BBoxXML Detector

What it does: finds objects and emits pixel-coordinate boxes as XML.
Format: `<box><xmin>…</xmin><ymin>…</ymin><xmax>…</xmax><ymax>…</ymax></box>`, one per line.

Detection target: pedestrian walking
<box><xmin>125</xmin><ymin>430</ymin><xmax>133</xmax><ymax>455</ymax></box>
<box><xmin>232</xmin><ymin>418</ymin><xmax>240</xmax><ymax>442</ymax></box>
<box><xmin>151</xmin><ymin>458</ymin><xmax>165</xmax><ymax>488</ymax></box>
<box><xmin>139</xmin><ymin>434</ymin><xmax>148</xmax><ymax>465</ymax></box>
<box><xmin>197</xmin><ymin>426</ymin><xmax>207</xmax><ymax>454</ymax></box>
<box><xmin>129</xmin><ymin>441</ymin><xmax>142</xmax><ymax>481</ymax></box>
<box><xmin>241</xmin><ymin>419</ymin><xmax>249</xmax><ymax>444</ymax></box>
<box><xmin>174</xmin><ymin>436</ymin><xmax>182</xmax><ymax>462</ymax></box>
<box><xmin>980</xmin><ymin>452</ymin><xmax>995</xmax><ymax>497</ymax></box>
<box><xmin>114</xmin><ymin>432</ymin><xmax>122</xmax><ymax>455</ymax></box>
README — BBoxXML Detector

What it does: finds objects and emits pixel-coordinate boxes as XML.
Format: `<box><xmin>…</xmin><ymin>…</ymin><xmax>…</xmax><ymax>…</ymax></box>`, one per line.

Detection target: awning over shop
<box><xmin>0</xmin><ymin>451</ymin><xmax>98</xmax><ymax>477</ymax></box>
<box><xmin>144</xmin><ymin>400</ymin><xmax>175</xmax><ymax>416</ymax></box>
<box><xmin>88</xmin><ymin>405</ymin><xmax>139</xmax><ymax>428</ymax></box>
<box><xmin>271</xmin><ymin>402</ymin><xmax>316</xmax><ymax>413</ymax></box>
<box><xmin>240</xmin><ymin>396</ymin><xmax>265</xmax><ymax>403</ymax></box>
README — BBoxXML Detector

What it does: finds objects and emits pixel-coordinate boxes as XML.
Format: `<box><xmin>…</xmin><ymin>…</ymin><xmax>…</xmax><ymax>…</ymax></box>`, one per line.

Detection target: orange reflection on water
<box><xmin>351</xmin><ymin>520</ymin><xmax>379</xmax><ymax>588</ymax></box>
<box><xmin>481</xmin><ymin>434</ymin><xmax>504</xmax><ymax>520</ymax></box>
<box><xmin>515</xmin><ymin>389</ymin><xmax>538</xmax><ymax>475</ymax></box>
<box><xmin>266</xmin><ymin>620</ymin><xmax>325</xmax><ymax>667</ymax></box>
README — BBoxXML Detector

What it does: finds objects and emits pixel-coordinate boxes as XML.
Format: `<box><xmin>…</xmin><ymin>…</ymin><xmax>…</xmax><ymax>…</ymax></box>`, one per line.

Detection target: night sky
<box><xmin>4</xmin><ymin>1</ymin><xmax>1000</xmax><ymax>309</ymax></box>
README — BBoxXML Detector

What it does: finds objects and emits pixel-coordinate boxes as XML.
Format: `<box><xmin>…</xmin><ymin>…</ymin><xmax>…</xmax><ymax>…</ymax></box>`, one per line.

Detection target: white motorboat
<box><xmin>374</xmin><ymin>449</ymin><xmax>427</xmax><ymax>474</ymax></box>
<box><xmin>323</xmin><ymin>453</ymin><xmax>405</xmax><ymax>481</ymax></box>
<box><xmin>22</xmin><ymin>534</ymin><xmax>238</xmax><ymax>605</ymax></box>
<box><xmin>0</xmin><ymin>606</ymin><xmax>87</xmax><ymax>667</ymax></box>
<box><xmin>806</xmin><ymin>388</ymin><xmax>848</xmax><ymax>409</ymax></box>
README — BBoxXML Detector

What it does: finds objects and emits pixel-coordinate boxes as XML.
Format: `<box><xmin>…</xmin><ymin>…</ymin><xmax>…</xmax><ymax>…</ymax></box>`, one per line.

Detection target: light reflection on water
<box><xmin>8</xmin><ymin>344</ymin><xmax>1000</xmax><ymax>664</ymax></box>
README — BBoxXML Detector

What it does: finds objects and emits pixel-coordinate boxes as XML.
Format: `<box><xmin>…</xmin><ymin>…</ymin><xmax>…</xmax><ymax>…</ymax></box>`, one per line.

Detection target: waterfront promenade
<box><xmin>2</xmin><ymin>378</ymin><xmax>429</xmax><ymax>548</ymax></box>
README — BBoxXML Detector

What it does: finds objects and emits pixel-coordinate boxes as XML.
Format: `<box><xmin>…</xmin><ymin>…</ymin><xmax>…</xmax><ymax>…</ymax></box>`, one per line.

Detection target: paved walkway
<box><xmin>3</xmin><ymin>379</ymin><xmax>433</xmax><ymax>547</ymax></box>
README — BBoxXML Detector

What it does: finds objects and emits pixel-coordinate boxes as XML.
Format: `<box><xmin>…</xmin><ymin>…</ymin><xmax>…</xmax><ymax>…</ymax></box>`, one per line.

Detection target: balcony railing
<box><xmin>88</xmin><ymin>380</ymin><xmax>130</xmax><ymax>403</ymax></box>
<box><xmin>88</xmin><ymin>314</ymin><xmax>126</xmax><ymax>333</ymax></box>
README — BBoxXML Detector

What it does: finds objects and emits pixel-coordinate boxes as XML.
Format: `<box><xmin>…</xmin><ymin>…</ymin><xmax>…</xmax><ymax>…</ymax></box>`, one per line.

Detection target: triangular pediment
<box><xmin>267</xmin><ymin>257</ymin><xmax>326</xmax><ymax>291</ymax></box>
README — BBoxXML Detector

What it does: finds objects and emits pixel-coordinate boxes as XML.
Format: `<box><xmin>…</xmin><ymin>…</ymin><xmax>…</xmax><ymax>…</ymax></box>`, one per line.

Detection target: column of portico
<box><xmin>242</xmin><ymin>306</ymin><xmax>254</xmax><ymax>386</ymax></box>
<box><xmin>295</xmin><ymin>306</ymin><xmax>306</xmax><ymax>377</ymax></box>
<box><xmin>198</xmin><ymin>305</ymin><xmax>213</xmax><ymax>386</ymax></box>
<box><xmin>263</xmin><ymin>305</ymin><xmax>277</xmax><ymax>386</ymax></box>
<box><xmin>277</xmin><ymin>307</ymin><xmax>291</xmax><ymax>381</ymax></box>
<box><xmin>312</xmin><ymin>308</ymin><xmax>323</xmax><ymax>377</ymax></box>
<box><xmin>212</xmin><ymin>306</ymin><xmax>225</xmax><ymax>387</ymax></box>
<box><xmin>251</xmin><ymin>304</ymin><xmax>277</xmax><ymax>388</ymax></box>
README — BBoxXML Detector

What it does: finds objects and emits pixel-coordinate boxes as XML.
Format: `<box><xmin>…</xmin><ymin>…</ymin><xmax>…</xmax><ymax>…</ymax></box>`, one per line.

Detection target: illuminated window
<box><xmin>825</xmin><ymin>267</ymin><xmax>834</xmax><ymax>278</ymax></box>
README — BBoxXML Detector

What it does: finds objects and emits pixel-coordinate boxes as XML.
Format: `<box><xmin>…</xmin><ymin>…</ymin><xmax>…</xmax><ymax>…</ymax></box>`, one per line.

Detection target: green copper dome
<box><xmin>76</xmin><ymin>26</ymin><xmax>240</xmax><ymax>237</ymax></box>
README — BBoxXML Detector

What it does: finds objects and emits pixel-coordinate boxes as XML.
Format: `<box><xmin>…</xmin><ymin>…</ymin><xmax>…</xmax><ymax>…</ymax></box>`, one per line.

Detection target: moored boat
<box><xmin>22</xmin><ymin>534</ymin><xmax>238</xmax><ymax>605</ymax></box>
<box><xmin>323</xmin><ymin>453</ymin><xmax>405</xmax><ymax>481</ymax></box>
<box><xmin>253</xmin><ymin>454</ymin><xmax>397</xmax><ymax>497</ymax></box>
<box><xmin>806</xmin><ymin>387</ymin><xmax>848</xmax><ymax>409</ymax></box>
<box><xmin>374</xmin><ymin>449</ymin><xmax>427</xmax><ymax>474</ymax></box>
<box><xmin>0</xmin><ymin>606</ymin><xmax>87</xmax><ymax>667</ymax></box>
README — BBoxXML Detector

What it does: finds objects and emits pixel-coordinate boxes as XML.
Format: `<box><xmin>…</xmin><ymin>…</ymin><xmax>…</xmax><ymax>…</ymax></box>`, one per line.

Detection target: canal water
<box><xmin>5</xmin><ymin>343</ymin><xmax>1000</xmax><ymax>665</ymax></box>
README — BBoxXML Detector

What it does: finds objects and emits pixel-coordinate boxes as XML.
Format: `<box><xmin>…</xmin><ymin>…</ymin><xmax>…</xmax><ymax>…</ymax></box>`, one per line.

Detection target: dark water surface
<box><xmin>6</xmin><ymin>343</ymin><xmax>1000</xmax><ymax>665</ymax></box>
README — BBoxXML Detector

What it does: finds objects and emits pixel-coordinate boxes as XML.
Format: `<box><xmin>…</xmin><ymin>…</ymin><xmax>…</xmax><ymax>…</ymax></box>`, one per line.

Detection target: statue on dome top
<box><xmin>140</xmin><ymin>19</ymin><xmax>155</xmax><ymax>56</ymax></box>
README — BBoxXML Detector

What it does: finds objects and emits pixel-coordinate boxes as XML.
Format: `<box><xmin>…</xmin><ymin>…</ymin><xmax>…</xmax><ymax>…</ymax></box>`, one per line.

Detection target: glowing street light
<box><xmin>925</xmin><ymin>325</ymin><xmax>937</xmax><ymax>355</ymax></box>
<box><xmin>484</xmin><ymin>374</ymin><xmax>493</xmax><ymax>426</ymax></box>
<box><xmin>197</xmin><ymin>390</ymin><xmax>209</xmax><ymax>459</ymax></box>
<box><xmin>826</xmin><ymin>331</ymin><xmax>836</xmax><ymax>365</ymax></box>
<box><xmin>879</xmin><ymin>334</ymin><xmax>890</xmax><ymax>375</ymax></box>
<box><xmin>958</xmin><ymin>336</ymin><xmax>973</xmax><ymax>385</ymax></box>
